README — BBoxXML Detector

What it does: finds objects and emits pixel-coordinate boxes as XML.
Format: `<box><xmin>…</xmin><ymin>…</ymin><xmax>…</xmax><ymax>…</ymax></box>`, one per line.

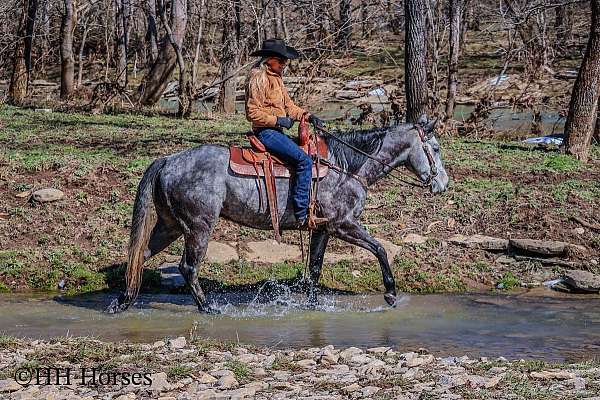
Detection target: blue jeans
<box><xmin>255</xmin><ymin>128</ymin><xmax>312</xmax><ymax>220</ymax></box>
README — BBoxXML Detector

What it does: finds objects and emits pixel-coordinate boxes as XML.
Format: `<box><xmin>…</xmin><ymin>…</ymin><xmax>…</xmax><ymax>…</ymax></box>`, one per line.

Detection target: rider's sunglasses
<box><xmin>275</xmin><ymin>57</ymin><xmax>288</xmax><ymax>65</ymax></box>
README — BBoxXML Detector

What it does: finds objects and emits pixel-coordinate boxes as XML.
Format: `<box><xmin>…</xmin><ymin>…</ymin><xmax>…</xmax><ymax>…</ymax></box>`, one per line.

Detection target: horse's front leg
<box><xmin>305</xmin><ymin>229</ymin><xmax>330</xmax><ymax>306</ymax></box>
<box><xmin>333</xmin><ymin>221</ymin><xmax>397</xmax><ymax>307</ymax></box>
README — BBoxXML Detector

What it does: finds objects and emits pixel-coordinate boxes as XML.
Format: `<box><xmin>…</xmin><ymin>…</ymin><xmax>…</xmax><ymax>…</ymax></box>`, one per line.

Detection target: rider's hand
<box><xmin>276</xmin><ymin>116</ymin><xmax>294</xmax><ymax>130</ymax></box>
<box><xmin>308</xmin><ymin>114</ymin><xmax>325</xmax><ymax>130</ymax></box>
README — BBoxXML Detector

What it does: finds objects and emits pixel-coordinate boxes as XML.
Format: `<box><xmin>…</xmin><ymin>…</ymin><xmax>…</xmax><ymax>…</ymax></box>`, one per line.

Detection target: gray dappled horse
<box><xmin>106</xmin><ymin>119</ymin><xmax>449</xmax><ymax>314</ymax></box>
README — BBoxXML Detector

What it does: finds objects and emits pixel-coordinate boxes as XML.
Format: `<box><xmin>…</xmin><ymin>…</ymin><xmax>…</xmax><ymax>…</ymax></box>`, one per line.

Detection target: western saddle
<box><xmin>229</xmin><ymin>114</ymin><xmax>329</xmax><ymax>241</ymax></box>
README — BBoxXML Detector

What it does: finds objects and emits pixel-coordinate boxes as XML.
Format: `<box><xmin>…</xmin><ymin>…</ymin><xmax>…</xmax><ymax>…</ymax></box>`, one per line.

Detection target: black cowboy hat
<box><xmin>250</xmin><ymin>38</ymin><xmax>300</xmax><ymax>59</ymax></box>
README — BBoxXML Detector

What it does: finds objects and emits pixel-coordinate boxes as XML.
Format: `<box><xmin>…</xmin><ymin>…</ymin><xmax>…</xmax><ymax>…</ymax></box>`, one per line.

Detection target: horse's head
<box><xmin>405</xmin><ymin>116</ymin><xmax>449</xmax><ymax>194</ymax></box>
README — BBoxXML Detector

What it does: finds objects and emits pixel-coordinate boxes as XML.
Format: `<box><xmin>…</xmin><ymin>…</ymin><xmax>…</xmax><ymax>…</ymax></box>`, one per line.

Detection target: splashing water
<box><xmin>204</xmin><ymin>280</ymin><xmax>397</xmax><ymax>318</ymax></box>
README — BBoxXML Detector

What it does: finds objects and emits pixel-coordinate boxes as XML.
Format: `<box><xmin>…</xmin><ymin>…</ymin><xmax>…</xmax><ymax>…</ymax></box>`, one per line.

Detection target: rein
<box><xmin>315</xmin><ymin>125</ymin><xmax>437</xmax><ymax>189</ymax></box>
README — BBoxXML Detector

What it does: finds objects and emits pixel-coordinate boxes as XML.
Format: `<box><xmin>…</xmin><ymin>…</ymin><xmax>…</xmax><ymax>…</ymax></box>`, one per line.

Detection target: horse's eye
<box><xmin>432</xmin><ymin>144</ymin><xmax>440</xmax><ymax>153</ymax></box>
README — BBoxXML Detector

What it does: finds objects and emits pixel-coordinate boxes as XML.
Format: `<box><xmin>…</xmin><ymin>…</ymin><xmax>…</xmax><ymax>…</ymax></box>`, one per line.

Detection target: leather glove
<box><xmin>308</xmin><ymin>114</ymin><xmax>325</xmax><ymax>130</ymax></box>
<box><xmin>276</xmin><ymin>116</ymin><xmax>294</xmax><ymax>129</ymax></box>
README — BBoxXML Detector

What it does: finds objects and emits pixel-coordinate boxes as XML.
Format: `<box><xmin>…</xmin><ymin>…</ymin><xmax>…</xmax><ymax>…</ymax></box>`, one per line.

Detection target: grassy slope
<box><xmin>0</xmin><ymin>106</ymin><xmax>599</xmax><ymax>295</ymax></box>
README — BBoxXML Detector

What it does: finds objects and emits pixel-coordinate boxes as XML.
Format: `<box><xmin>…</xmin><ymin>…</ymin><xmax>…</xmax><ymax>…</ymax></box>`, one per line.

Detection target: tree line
<box><xmin>2</xmin><ymin>0</ymin><xmax>599</xmax><ymax>161</ymax></box>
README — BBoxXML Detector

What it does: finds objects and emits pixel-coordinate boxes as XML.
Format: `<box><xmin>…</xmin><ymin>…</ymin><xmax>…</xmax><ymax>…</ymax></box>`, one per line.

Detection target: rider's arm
<box><xmin>245</xmin><ymin>73</ymin><xmax>278</xmax><ymax>127</ymax></box>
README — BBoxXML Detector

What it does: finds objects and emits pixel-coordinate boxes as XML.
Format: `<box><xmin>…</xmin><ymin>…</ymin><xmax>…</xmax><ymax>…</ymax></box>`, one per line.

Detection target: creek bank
<box><xmin>0</xmin><ymin>337</ymin><xmax>598</xmax><ymax>399</ymax></box>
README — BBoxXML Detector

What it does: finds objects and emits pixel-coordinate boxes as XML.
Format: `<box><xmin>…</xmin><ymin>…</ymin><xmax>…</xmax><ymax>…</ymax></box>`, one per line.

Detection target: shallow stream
<box><xmin>1</xmin><ymin>288</ymin><xmax>598</xmax><ymax>362</ymax></box>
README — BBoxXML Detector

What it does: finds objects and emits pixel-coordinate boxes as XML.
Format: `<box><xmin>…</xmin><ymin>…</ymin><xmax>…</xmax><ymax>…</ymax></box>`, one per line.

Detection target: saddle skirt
<box><xmin>229</xmin><ymin>133</ymin><xmax>329</xmax><ymax>178</ymax></box>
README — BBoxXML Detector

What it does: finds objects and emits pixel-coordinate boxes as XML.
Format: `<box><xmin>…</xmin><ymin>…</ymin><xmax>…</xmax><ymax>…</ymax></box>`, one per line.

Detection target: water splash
<box><xmin>204</xmin><ymin>280</ymin><xmax>403</xmax><ymax>318</ymax></box>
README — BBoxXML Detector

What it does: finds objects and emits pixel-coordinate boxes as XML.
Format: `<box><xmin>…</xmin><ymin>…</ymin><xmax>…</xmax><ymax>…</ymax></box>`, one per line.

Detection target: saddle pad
<box><xmin>229</xmin><ymin>146</ymin><xmax>329</xmax><ymax>178</ymax></box>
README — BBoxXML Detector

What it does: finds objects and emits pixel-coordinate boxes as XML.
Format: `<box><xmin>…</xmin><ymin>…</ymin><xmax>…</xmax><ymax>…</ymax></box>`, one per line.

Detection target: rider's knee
<box><xmin>298</xmin><ymin>153</ymin><xmax>312</xmax><ymax>169</ymax></box>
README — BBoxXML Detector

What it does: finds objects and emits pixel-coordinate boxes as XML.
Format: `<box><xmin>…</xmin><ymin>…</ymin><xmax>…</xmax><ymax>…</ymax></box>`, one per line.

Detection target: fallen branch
<box><xmin>571</xmin><ymin>216</ymin><xmax>600</xmax><ymax>232</ymax></box>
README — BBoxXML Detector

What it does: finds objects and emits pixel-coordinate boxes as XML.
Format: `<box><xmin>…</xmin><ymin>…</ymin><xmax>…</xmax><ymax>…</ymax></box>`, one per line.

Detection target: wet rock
<box><xmin>168</xmin><ymin>336</ymin><xmax>186</xmax><ymax>349</ymax></box>
<box><xmin>160</xmin><ymin>264</ymin><xmax>186</xmax><ymax>288</ymax></box>
<box><xmin>217</xmin><ymin>374</ymin><xmax>238</xmax><ymax>389</ymax></box>
<box><xmin>149</xmin><ymin>372</ymin><xmax>171</xmax><ymax>392</ymax></box>
<box><xmin>448</xmin><ymin>234</ymin><xmax>509</xmax><ymax>251</ymax></box>
<box><xmin>349</xmin><ymin>354</ymin><xmax>372</xmax><ymax>366</ymax></box>
<box><xmin>530</xmin><ymin>370</ymin><xmax>575</xmax><ymax>380</ymax></box>
<box><xmin>367</xmin><ymin>346</ymin><xmax>392</xmax><ymax>355</ymax></box>
<box><xmin>317</xmin><ymin>348</ymin><xmax>339</xmax><ymax>365</ymax></box>
<box><xmin>563</xmin><ymin>270</ymin><xmax>600</xmax><ymax>293</ymax></box>
<box><xmin>338</xmin><ymin>347</ymin><xmax>363</xmax><ymax>361</ymax></box>
<box><xmin>406</xmin><ymin>354</ymin><xmax>434</xmax><ymax>368</ymax></box>
<box><xmin>509</xmin><ymin>238</ymin><xmax>568</xmax><ymax>256</ymax></box>
<box><xmin>32</xmin><ymin>188</ymin><xmax>64</xmax><ymax>203</ymax></box>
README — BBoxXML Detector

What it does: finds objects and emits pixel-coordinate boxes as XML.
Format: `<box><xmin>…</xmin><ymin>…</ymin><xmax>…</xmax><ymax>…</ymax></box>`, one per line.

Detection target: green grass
<box><xmin>497</xmin><ymin>272</ymin><xmax>520</xmax><ymax>290</ymax></box>
<box><xmin>224</xmin><ymin>360</ymin><xmax>251</xmax><ymax>381</ymax></box>
<box><xmin>167</xmin><ymin>364</ymin><xmax>194</xmax><ymax>379</ymax></box>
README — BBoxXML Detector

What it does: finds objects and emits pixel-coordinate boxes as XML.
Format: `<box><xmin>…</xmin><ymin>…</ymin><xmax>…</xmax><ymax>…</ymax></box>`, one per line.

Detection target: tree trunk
<box><xmin>404</xmin><ymin>0</ymin><xmax>428</xmax><ymax>123</ymax></box>
<box><xmin>146</xmin><ymin>0</ymin><xmax>159</xmax><ymax>65</ymax></box>
<box><xmin>192</xmin><ymin>0</ymin><xmax>205</xmax><ymax>87</ymax></box>
<box><xmin>445</xmin><ymin>0</ymin><xmax>461</xmax><ymax>119</ymax></box>
<box><xmin>77</xmin><ymin>16</ymin><xmax>90</xmax><ymax>87</ymax></box>
<box><xmin>339</xmin><ymin>0</ymin><xmax>352</xmax><ymax>50</ymax></box>
<box><xmin>216</xmin><ymin>0</ymin><xmax>240</xmax><ymax>114</ymax></box>
<box><xmin>115</xmin><ymin>0</ymin><xmax>130</xmax><ymax>86</ymax></box>
<box><xmin>594</xmin><ymin>109</ymin><xmax>600</xmax><ymax>144</ymax></box>
<box><xmin>60</xmin><ymin>0</ymin><xmax>77</xmax><ymax>99</ymax></box>
<box><xmin>139</xmin><ymin>0</ymin><xmax>188</xmax><ymax>107</ymax></box>
<box><xmin>8</xmin><ymin>0</ymin><xmax>31</xmax><ymax>105</ymax></box>
<box><xmin>24</xmin><ymin>0</ymin><xmax>38</xmax><ymax>77</ymax></box>
<box><xmin>563</xmin><ymin>0</ymin><xmax>600</xmax><ymax>162</ymax></box>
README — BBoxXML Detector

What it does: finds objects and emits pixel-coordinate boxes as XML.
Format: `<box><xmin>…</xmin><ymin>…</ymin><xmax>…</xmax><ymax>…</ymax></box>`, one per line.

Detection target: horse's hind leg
<box><xmin>146</xmin><ymin>218</ymin><xmax>182</xmax><ymax>260</ymax></box>
<box><xmin>306</xmin><ymin>230</ymin><xmax>330</xmax><ymax>306</ymax></box>
<box><xmin>179</xmin><ymin>226</ymin><xmax>219</xmax><ymax>314</ymax></box>
<box><xmin>106</xmin><ymin>219</ymin><xmax>181</xmax><ymax>314</ymax></box>
<box><xmin>333</xmin><ymin>221</ymin><xmax>397</xmax><ymax>307</ymax></box>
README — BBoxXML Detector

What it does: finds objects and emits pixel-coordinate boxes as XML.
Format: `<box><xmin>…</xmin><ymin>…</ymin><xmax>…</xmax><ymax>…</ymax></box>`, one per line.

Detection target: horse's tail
<box><xmin>125</xmin><ymin>157</ymin><xmax>166</xmax><ymax>301</ymax></box>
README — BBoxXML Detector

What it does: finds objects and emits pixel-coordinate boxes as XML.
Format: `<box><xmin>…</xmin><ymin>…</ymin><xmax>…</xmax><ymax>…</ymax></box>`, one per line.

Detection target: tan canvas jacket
<box><xmin>245</xmin><ymin>67</ymin><xmax>306</xmax><ymax>130</ymax></box>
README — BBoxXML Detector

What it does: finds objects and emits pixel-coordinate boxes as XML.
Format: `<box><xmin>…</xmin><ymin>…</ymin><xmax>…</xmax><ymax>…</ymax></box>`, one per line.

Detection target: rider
<box><xmin>245</xmin><ymin>38</ymin><xmax>325</xmax><ymax>228</ymax></box>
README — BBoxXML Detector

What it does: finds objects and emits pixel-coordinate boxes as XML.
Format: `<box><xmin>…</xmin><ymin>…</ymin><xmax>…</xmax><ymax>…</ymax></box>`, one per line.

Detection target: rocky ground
<box><xmin>0</xmin><ymin>337</ymin><xmax>599</xmax><ymax>400</ymax></box>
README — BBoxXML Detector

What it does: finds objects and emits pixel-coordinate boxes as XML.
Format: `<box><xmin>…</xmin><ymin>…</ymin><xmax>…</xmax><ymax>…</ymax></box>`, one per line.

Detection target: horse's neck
<box><xmin>357</xmin><ymin>130</ymin><xmax>410</xmax><ymax>186</ymax></box>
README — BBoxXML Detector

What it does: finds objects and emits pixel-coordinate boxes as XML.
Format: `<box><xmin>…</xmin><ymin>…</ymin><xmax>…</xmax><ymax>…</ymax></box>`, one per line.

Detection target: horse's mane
<box><xmin>324</xmin><ymin>127</ymin><xmax>389</xmax><ymax>174</ymax></box>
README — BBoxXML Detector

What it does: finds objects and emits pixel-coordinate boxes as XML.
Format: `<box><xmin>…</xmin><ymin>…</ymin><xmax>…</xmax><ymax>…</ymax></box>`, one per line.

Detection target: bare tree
<box><xmin>191</xmin><ymin>0</ymin><xmax>205</xmax><ymax>87</ymax></box>
<box><xmin>339</xmin><ymin>0</ymin><xmax>352</xmax><ymax>49</ymax></box>
<box><xmin>8</xmin><ymin>0</ymin><xmax>33</xmax><ymax>104</ymax></box>
<box><xmin>445</xmin><ymin>0</ymin><xmax>461</xmax><ymax>119</ymax></box>
<box><xmin>563</xmin><ymin>0</ymin><xmax>600</xmax><ymax>162</ymax></box>
<box><xmin>404</xmin><ymin>0</ymin><xmax>428</xmax><ymax>123</ymax></box>
<box><xmin>138</xmin><ymin>0</ymin><xmax>188</xmax><ymax>107</ymax></box>
<box><xmin>60</xmin><ymin>0</ymin><xmax>77</xmax><ymax>98</ymax></box>
<box><xmin>216</xmin><ymin>0</ymin><xmax>240</xmax><ymax>114</ymax></box>
<box><xmin>115</xmin><ymin>0</ymin><xmax>131</xmax><ymax>86</ymax></box>
<box><xmin>146</xmin><ymin>0</ymin><xmax>159</xmax><ymax>65</ymax></box>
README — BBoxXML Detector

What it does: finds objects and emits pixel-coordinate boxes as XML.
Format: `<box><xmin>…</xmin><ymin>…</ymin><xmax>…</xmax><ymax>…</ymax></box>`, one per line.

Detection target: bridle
<box><xmin>414</xmin><ymin>124</ymin><xmax>439</xmax><ymax>187</ymax></box>
<box><xmin>315</xmin><ymin>124</ymin><xmax>439</xmax><ymax>189</ymax></box>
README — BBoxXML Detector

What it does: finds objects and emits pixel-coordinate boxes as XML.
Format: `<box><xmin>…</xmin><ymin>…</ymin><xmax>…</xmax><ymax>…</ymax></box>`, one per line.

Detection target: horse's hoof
<box><xmin>198</xmin><ymin>305</ymin><xmax>221</xmax><ymax>315</ymax></box>
<box><xmin>384</xmin><ymin>292</ymin><xmax>397</xmax><ymax>307</ymax></box>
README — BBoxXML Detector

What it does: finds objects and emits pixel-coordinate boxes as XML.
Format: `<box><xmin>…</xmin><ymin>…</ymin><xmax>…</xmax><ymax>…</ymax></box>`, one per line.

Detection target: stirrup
<box><xmin>307</xmin><ymin>215</ymin><xmax>328</xmax><ymax>230</ymax></box>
